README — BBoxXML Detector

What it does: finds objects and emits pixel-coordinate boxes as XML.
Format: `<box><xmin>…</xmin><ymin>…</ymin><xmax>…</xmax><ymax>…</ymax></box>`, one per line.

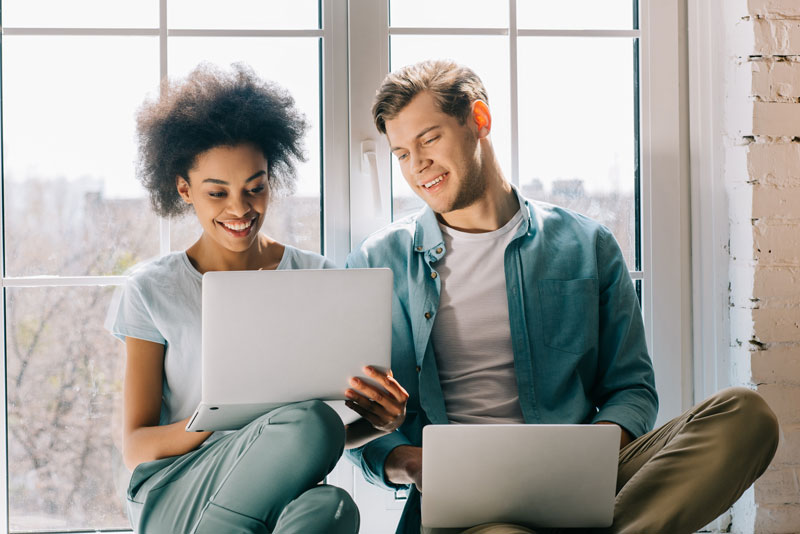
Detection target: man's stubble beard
<box><xmin>447</xmin><ymin>149</ymin><xmax>486</xmax><ymax>213</ymax></box>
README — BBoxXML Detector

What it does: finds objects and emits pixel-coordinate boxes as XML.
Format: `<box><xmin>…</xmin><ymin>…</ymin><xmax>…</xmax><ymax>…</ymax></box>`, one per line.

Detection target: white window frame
<box><xmin>0</xmin><ymin>0</ymin><xmax>691</xmax><ymax>531</ymax></box>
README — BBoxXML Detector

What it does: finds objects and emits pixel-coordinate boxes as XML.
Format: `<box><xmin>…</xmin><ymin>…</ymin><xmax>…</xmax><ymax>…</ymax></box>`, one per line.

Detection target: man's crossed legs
<box><xmin>423</xmin><ymin>387</ymin><xmax>779</xmax><ymax>534</ymax></box>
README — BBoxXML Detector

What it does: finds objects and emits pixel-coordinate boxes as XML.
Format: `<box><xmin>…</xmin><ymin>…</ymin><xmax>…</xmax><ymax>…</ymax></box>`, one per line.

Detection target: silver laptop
<box><xmin>186</xmin><ymin>268</ymin><xmax>393</xmax><ymax>432</ymax></box>
<box><xmin>421</xmin><ymin>424</ymin><xmax>619</xmax><ymax>529</ymax></box>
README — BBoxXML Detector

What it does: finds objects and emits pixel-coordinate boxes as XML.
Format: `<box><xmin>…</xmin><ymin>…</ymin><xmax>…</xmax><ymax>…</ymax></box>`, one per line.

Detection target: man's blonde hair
<box><xmin>372</xmin><ymin>59</ymin><xmax>489</xmax><ymax>134</ymax></box>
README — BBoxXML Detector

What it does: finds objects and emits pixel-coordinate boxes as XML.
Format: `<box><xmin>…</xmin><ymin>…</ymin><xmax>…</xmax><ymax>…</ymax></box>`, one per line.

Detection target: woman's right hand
<box><xmin>122</xmin><ymin>337</ymin><xmax>211</xmax><ymax>471</ymax></box>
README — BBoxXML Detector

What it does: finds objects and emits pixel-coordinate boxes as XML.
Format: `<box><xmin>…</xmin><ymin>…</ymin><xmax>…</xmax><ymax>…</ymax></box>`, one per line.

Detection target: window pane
<box><xmin>168</xmin><ymin>37</ymin><xmax>322</xmax><ymax>254</ymax></box>
<box><xmin>389</xmin><ymin>36</ymin><xmax>510</xmax><ymax>221</ymax></box>
<box><xmin>517</xmin><ymin>37</ymin><xmax>636</xmax><ymax>268</ymax></box>
<box><xmin>7</xmin><ymin>286</ymin><xmax>128</xmax><ymax>531</ymax></box>
<box><xmin>2</xmin><ymin>0</ymin><xmax>158</xmax><ymax>28</ymax></box>
<box><xmin>2</xmin><ymin>36</ymin><xmax>161</xmax><ymax>276</ymax></box>
<box><xmin>390</xmin><ymin>0</ymin><xmax>507</xmax><ymax>28</ymax></box>
<box><xmin>168</xmin><ymin>0</ymin><xmax>319</xmax><ymax>30</ymax></box>
<box><xmin>518</xmin><ymin>0</ymin><xmax>635</xmax><ymax>30</ymax></box>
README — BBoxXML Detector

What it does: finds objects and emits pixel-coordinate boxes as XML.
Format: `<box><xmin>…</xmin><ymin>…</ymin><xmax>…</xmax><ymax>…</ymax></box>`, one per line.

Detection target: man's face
<box><xmin>385</xmin><ymin>92</ymin><xmax>486</xmax><ymax>215</ymax></box>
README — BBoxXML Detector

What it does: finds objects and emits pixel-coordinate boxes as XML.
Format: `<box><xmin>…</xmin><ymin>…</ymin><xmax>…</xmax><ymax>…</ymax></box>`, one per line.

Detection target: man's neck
<box><xmin>437</xmin><ymin>173</ymin><xmax>519</xmax><ymax>233</ymax></box>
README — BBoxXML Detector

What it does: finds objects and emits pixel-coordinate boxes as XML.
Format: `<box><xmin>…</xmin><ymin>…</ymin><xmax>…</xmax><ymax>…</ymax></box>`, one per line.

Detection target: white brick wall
<box><xmin>727</xmin><ymin>1</ymin><xmax>800</xmax><ymax>531</ymax></box>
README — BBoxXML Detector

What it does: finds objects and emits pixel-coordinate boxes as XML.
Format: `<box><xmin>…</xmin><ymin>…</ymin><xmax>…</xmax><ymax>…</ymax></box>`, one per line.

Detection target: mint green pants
<box><xmin>126</xmin><ymin>400</ymin><xmax>359</xmax><ymax>534</ymax></box>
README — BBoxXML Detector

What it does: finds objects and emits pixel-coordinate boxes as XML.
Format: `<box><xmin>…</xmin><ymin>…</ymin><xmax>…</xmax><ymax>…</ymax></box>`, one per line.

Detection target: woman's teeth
<box><xmin>221</xmin><ymin>218</ymin><xmax>253</xmax><ymax>231</ymax></box>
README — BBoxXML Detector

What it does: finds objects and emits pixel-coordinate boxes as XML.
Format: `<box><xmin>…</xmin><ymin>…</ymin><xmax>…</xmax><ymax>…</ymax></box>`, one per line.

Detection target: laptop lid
<box><xmin>186</xmin><ymin>268</ymin><xmax>392</xmax><ymax>432</ymax></box>
<box><xmin>421</xmin><ymin>424</ymin><xmax>619</xmax><ymax>529</ymax></box>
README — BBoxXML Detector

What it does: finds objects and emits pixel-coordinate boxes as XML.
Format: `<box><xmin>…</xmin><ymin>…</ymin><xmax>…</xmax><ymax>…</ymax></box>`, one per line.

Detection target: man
<box><xmin>345</xmin><ymin>59</ymin><xmax>779</xmax><ymax>534</ymax></box>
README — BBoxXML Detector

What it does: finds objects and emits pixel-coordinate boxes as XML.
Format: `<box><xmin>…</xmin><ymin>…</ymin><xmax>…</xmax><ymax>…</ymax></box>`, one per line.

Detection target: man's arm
<box><xmin>590</xmin><ymin>227</ymin><xmax>658</xmax><ymax>440</ymax></box>
<box><xmin>344</xmin><ymin>247</ymin><xmax>416</xmax><ymax>489</ymax></box>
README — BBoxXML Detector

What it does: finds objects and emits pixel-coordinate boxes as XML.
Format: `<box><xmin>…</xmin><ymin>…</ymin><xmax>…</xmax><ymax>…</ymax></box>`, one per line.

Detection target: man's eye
<box><xmin>423</xmin><ymin>136</ymin><xmax>438</xmax><ymax>145</ymax></box>
<box><xmin>396</xmin><ymin>153</ymin><xmax>408</xmax><ymax>161</ymax></box>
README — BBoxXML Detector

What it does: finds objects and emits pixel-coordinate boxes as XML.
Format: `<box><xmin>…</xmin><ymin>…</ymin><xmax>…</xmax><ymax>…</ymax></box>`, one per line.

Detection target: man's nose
<box><xmin>411</xmin><ymin>150</ymin><xmax>431</xmax><ymax>175</ymax></box>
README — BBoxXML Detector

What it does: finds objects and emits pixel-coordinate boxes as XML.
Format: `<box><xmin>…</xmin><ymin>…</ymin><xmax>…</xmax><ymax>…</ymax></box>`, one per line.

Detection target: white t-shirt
<box><xmin>106</xmin><ymin>246</ymin><xmax>335</xmax><ymax>432</ymax></box>
<box><xmin>431</xmin><ymin>210</ymin><xmax>526</xmax><ymax>424</ymax></box>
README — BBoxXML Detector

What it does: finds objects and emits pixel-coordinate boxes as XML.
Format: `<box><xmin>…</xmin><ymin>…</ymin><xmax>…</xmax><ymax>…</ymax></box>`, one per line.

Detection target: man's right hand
<box><xmin>385</xmin><ymin>445</ymin><xmax>423</xmax><ymax>492</ymax></box>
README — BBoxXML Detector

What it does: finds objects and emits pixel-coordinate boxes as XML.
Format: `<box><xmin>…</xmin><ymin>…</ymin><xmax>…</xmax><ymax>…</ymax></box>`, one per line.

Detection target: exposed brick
<box><xmin>748</xmin><ymin>142</ymin><xmax>800</xmax><ymax>185</ymax></box>
<box><xmin>755</xmin><ymin>503</ymin><xmax>800</xmax><ymax>533</ymax></box>
<box><xmin>749</xmin><ymin>0</ymin><xmax>800</xmax><ymax>19</ymax></box>
<box><xmin>754</xmin><ymin>468</ymin><xmax>800</xmax><ymax>505</ymax></box>
<box><xmin>758</xmin><ymin>383</ymin><xmax>800</xmax><ymax>424</ymax></box>
<box><xmin>771</xmin><ymin>423</ymin><xmax>800</xmax><ymax>466</ymax></box>
<box><xmin>753</xmin><ymin>101</ymin><xmax>800</xmax><ymax>136</ymax></box>
<box><xmin>753</xmin><ymin>220</ymin><xmax>800</xmax><ymax>264</ymax></box>
<box><xmin>752</xmin><ymin>345</ymin><xmax>800</xmax><ymax>385</ymax></box>
<box><xmin>752</xmin><ymin>185</ymin><xmax>800</xmax><ymax>218</ymax></box>
<box><xmin>752</xmin><ymin>58</ymin><xmax>800</xmax><ymax>102</ymax></box>
<box><xmin>754</xmin><ymin>19</ymin><xmax>800</xmax><ymax>55</ymax></box>
<box><xmin>752</xmin><ymin>307</ymin><xmax>800</xmax><ymax>343</ymax></box>
<box><xmin>754</xmin><ymin>267</ymin><xmax>800</xmax><ymax>299</ymax></box>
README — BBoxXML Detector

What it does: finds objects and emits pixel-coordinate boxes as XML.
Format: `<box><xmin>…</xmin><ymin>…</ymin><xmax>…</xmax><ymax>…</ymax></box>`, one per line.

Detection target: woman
<box><xmin>107</xmin><ymin>63</ymin><xmax>407</xmax><ymax>533</ymax></box>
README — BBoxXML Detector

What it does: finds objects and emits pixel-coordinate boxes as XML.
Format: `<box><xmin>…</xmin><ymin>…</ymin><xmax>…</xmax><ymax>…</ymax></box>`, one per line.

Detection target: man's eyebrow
<box><xmin>201</xmin><ymin>170</ymin><xmax>267</xmax><ymax>185</ymax></box>
<box><xmin>390</xmin><ymin>125</ymin><xmax>440</xmax><ymax>152</ymax></box>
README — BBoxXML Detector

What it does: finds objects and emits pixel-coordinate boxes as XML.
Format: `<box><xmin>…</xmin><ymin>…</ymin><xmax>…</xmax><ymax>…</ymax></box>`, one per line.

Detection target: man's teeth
<box><xmin>222</xmin><ymin>219</ymin><xmax>254</xmax><ymax>231</ymax></box>
<box><xmin>424</xmin><ymin>175</ymin><xmax>444</xmax><ymax>189</ymax></box>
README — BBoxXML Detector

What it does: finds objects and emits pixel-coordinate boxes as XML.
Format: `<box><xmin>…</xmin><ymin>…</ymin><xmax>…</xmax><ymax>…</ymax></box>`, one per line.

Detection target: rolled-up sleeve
<box><xmin>345</xmin><ymin>431</ymin><xmax>413</xmax><ymax>490</ymax></box>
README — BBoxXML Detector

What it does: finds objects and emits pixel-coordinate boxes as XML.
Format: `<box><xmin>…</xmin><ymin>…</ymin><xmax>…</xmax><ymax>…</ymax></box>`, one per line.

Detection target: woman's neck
<box><xmin>185</xmin><ymin>233</ymin><xmax>285</xmax><ymax>274</ymax></box>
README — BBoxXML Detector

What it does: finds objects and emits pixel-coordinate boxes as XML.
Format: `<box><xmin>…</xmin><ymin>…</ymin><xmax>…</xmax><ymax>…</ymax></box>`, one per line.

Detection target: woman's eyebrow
<box><xmin>201</xmin><ymin>170</ymin><xmax>267</xmax><ymax>185</ymax></box>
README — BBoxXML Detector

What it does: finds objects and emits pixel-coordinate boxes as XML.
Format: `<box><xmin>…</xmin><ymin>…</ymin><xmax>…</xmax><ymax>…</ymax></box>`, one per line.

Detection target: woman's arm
<box><xmin>122</xmin><ymin>337</ymin><xmax>212</xmax><ymax>471</ymax></box>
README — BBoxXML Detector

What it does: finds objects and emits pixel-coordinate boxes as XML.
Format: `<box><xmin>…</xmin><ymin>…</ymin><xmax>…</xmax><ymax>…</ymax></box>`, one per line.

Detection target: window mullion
<box><xmin>321</xmin><ymin>0</ymin><xmax>351</xmax><ymax>266</ymax></box>
<box><xmin>347</xmin><ymin>0</ymin><xmax>391</xmax><ymax>249</ymax></box>
<box><xmin>509</xmin><ymin>0</ymin><xmax>519</xmax><ymax>186</ymax></box>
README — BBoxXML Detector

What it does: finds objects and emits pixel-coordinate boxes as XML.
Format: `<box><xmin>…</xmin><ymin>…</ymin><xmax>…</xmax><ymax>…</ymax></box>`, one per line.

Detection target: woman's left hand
<box><xmin>345</xmin><ymin>366</ymin><xmax>409</xmax><ymax>432</ymax></box>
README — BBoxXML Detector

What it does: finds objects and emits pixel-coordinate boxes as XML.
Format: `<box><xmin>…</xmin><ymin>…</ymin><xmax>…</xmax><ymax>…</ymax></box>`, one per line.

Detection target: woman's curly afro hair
<box><xmin>136</xmin><ymin>62</ymin><xmax>308</xmax><ymax>217</ymax></box>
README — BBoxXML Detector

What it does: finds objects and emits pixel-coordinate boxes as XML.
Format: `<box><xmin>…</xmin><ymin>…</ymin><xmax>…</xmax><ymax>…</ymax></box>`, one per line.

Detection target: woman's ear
<box><xmin>176</xmin><ymin>176</ymin><xmax>192</xmax><ymax>204</ymax></box>
<box><xmin>471</xmin><ymin>100</ymin><xmax>492</xmax><ymax>138</ymax></box>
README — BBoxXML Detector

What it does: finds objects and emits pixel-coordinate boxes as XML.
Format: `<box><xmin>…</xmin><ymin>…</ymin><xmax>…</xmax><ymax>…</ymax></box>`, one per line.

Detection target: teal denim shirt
<box><xmin>345</xmin><ymin>188</ymin><xmax>657</xmax><ymax>534</ymax></box>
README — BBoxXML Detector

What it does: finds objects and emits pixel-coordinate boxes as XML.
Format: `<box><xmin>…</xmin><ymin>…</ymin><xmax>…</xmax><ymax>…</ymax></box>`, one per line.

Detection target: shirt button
<box><xmin>436</xmin><ymin>247</ymin><xmax>443</xmax><ymax>254</ymax></box>
<box><xmin>415</xmin><ymin>246</ymin><xmax>423</xmax><ymax>251</ymax></box>
<box><xmin>424</xmin><ymin>312</ymin><xmax>432</xmax><ymax>319</ymax></box>
<box><xmin>416</xmin><ymin>366</ymin><xmax>421</xmax><ymax>373</ymax></box>
<box><xmin>431</xmin><ymin>272</ymin><xmax>438</xmax><ymax>279</ymax></box>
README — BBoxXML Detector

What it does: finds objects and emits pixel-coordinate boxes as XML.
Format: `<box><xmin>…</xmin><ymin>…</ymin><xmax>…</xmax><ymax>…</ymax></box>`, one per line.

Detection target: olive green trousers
<box><xmin>423</xmin><ymin>387</ymin><xmax>779</xmax><ymax>534</ymax></box>
<box><xmin>127</xmin><ymin>400</ymin><xmax>359</xmax><ymax>534</ymax></box>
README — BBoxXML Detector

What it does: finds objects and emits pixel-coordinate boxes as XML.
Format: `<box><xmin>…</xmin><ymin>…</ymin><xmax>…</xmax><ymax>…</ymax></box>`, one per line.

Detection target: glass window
<box><xmin>168</xmin><ymin>0</ymin><xmax>320</xmax><ymax>30</ymax></box>
<box><xmin>517</xmin><ymin>0</ymin><xmax>635</xmax><ymax>30</ymax></box>
<box><xmin>390</xmin><ymin>0</ymin><xmax>508</xmax><ymax>28</ymax></box>
<box><xmin>2</xmin><ymin>36</ymin><xmax>161</xmax><ymax>276</ymax></box>
<box><xmin>517</xmin><ymin>37</ymin><xmax>637</xmax><ymax>268</ymax></box>
<box><xmin>2</xmin><ymin>0</ymin><xmax>159</xmax><ymax>28</ymax></box>
<box><xmin>7</xmin><ymin>287</ymin><xmax>128</xmax><ymax>531</ymax></box>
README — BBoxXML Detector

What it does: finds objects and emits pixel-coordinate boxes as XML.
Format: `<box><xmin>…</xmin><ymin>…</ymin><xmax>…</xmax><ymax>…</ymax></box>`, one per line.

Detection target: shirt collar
<box><xmin>412</xmin><ymin>184</ymin><xmax>534</xmax><ymax>254</ymax></box>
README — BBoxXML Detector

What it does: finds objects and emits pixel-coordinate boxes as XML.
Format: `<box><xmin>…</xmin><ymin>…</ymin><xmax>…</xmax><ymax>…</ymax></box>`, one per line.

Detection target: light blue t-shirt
<box><xmin>106</xmin><ymin>246</ymin><xmax>335</xmax><ymax>429</ymax></box>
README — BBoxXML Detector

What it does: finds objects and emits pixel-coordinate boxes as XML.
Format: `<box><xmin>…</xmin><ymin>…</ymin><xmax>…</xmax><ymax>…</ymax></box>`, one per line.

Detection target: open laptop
<box><xmin>421</xmin><ymin>424</ymin><xmax>619</xmax><ymax>529</ymax></box>
<box><xmin>186</xmin><ymin>268</ymin><xmax>393</xmax><ymax>432</ymax></box>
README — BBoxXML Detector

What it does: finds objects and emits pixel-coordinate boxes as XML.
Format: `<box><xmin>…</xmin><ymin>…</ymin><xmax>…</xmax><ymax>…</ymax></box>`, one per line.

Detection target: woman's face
<box><xmin>177</xmin><ymin>143</ymin><xmax>270</xmax><ymax>254</ymax></box>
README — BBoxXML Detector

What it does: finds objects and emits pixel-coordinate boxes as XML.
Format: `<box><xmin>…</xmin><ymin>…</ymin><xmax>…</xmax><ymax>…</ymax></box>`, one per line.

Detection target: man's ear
<box><xmin>176</xmin><ymin>176</ymin><xmax>192</xmax><ymax>204</ymax></box>
<box><xmin>471</xmin><ymin>100</ymin><xmax>492</xmax><ymax>138</ymax></box>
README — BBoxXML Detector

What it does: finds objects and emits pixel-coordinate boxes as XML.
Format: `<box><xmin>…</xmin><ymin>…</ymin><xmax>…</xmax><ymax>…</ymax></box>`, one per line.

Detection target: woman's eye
<box><xmin>397</xmin><ymin>153</ymin><xmax>408</xmax><ymax>161</ymax></box>
<box><xmin>249</xmin><ymin>185</ymin><xmax>266</xmax><ymax>194</ymax></box>
<box><xmin>208</xmin><ymin>191</ymin><xmax>226</xmax><ymax>198</ymax></box>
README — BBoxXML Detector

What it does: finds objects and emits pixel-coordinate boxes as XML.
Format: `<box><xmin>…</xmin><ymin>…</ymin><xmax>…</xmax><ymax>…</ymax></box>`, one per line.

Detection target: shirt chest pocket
<box><xmin>537</xmin><ymin>278</ymin><xmax>598</xmax><ymax>354</ymax></box>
